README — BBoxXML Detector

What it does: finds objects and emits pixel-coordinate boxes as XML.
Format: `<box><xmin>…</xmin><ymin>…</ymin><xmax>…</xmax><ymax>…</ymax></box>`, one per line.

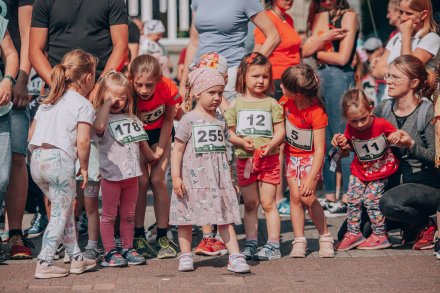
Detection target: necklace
<box><xmin>271</xmin><ymin>9</ymin><xmax>286</xmax><ymax>23</ymax></box>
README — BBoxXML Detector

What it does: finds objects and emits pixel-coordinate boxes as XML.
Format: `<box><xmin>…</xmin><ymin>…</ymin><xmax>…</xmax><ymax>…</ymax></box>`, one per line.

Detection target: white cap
<box><xmin>144</xmin><ymin>19</ymin><xmax>165</xmax><ymax>35</ymax></box>
<box><xmin>363</xmin><ymin>37</ymin><xmax>383</xmax><ymax>51</ymax></box>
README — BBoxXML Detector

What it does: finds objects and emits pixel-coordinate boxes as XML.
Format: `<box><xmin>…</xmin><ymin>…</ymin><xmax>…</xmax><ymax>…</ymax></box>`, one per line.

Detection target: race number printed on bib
<box><xmin>108</xmin><ymin>118</ymin><xmax>149</xmax><ymax>145</ymax></box>
<box><xmin>139</xmin><ymin>104</ymin><xmax>165</xmax><ymax>123</ymax></box>
<box><xmin>352</xmin><ymin>134</ymin><xmax>388</xmax><ymax>162</ymax></box>
<box><xmin>285</xmin><ymin>119</ymin><xmax>313</xmax><ymax>151</ymax></box>
<box><xmin>236</xmin><ymin>110</ymin><xmax>273</xmax><ymax>137</ymax></box>
<box><xmin>192</xmin><ymin>124</ymin><xmax>226</xmax><ymax>154</ymax></box>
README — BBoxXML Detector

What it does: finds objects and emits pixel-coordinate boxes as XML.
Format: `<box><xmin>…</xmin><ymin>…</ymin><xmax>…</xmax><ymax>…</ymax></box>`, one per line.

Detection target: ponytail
<box><xmin>44</xmin><ymin>64</ymin><xmax>68</xmax><ymax>105</ymax></box>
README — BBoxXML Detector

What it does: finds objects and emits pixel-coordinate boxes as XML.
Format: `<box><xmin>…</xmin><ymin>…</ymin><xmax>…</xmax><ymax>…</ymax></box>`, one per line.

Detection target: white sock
<box><xmin>85</xmin><ymin>240</ymin><xmax>98</xmax><ymax>250</ymax></box>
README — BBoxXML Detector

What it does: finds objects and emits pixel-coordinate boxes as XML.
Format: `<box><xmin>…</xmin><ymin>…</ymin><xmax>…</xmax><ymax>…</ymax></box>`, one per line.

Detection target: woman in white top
<box><xmin>28</xmin><ymin>49</ymin><xmax>97</xmax><ymax>279</ymax></box>
<box><xmin>373</xmin><ymin>0</ymin><xmax>440</xmax><ymax>79</ymax></box>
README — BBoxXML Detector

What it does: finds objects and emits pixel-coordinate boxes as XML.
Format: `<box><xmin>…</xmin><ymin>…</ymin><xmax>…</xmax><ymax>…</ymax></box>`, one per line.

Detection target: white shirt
<box><xmin>386</xmin><ymin>31</ymin><xmax>440</xmax><ymax>69</ymax></box>
<box><xmin>29</xmin><ymin>90</ymin><xmax>95</xmax><ymax>160</ymax></box>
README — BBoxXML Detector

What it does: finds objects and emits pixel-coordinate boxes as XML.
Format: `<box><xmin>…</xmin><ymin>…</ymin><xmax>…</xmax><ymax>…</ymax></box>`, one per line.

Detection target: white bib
<box><xmin>108</xmin><ymin>118</ymin><xmax>149</xmax><ymax>145</ymax></box>
<box><xmin>285</xmin><ymin>119</ymin><xmax>313</xmax><ymax>151</ymax></box>
<box><xmin>192</xmin><ymin>124</ymin><xmax>226</xmax><ymax>154</ymax></box>
<box><xmin>236</xmin><ymin>110</ymin><xmax>273</xmax><ymax>137</ymax></box>
<box><xmin>352</xmin><ymin>134</ymin><xmax>388</xmax><ymax>162</ymax></box>
<box><xmin>139</xmin><ymin>104</ymin><xmax>165</xmax><ymax>123</ymax></box>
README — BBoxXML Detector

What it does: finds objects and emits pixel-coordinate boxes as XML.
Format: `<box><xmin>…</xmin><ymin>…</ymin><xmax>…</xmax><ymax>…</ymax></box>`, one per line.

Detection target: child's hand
<box><xmin>299</xmin><ymin>177</ymin><xmax>316</xmax><ymax>197</ymax></box>
<box><xmin>76</xmin><ymin>167</ymin><xmax>88</xmax><ymax>189</ymax></box>
<box><xmin>332</xmin><ymin>133</ymin><xmax>348</xmax><ymax>148</ymax></box>
<box><xmin>387</xmin><ymin>131</ymin><xmax>402</xmax><ymax>145</ymax></box>
<box><xmin>173</xmin><ymin>177</ymin><xmax>186</xmax><ymax>197</ymax></box>
<box><xmin>259</xmin><ymin>143</ymin><xmax>273</xmax><ymax>157</ymax></box>
<box><xmin>153</xmin><ymin>146</ymin><xmax>165</xmax><ymax>160</ymax></box>
<box><xmin>241</xmin><ymin>137</ymin><xmax>254</xmax><ymax>153</ymax></box>
<box><xmin>394</xmin><ymin>129</ymin><xmax>415</xmax><ymax>149</ymax></box>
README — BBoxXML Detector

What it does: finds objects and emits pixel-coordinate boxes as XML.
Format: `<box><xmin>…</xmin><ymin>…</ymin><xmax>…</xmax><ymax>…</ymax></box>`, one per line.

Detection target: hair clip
<box><xmin>245</xmin><ymin>52</ymin><xmax>258</xmax><ymax>65</ymax></box>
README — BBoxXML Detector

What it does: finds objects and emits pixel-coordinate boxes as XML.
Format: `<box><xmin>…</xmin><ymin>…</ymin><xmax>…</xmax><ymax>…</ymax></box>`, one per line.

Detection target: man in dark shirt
<box><xmin>0</xmin><ymin>0</ymin><xmax>34</xmax><ymax>260</ymax></box>
<box><xmin>29</xmin><ymin>0</ymin><xmax>128</xmax><ymax>89</ymax></box>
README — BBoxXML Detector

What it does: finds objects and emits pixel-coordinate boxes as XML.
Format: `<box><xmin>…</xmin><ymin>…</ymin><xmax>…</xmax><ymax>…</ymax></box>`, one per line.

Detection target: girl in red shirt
<box><xmin>129</xmin><ymin>55</ymin><xmax>182</xmax><ymax>259</ymax></box>
<box><xmin>280</xmin><ymin>65</ymin><xmax>334</xmax><ymax>258</ymax></box>
<box><xmin>332</xmin><ymin>89</ymin><xmax>399</xmax><ymax>251</ymax></box>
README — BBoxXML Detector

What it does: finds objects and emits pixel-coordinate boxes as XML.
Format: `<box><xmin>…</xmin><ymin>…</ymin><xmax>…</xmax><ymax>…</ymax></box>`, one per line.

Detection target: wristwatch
<box><xmin>3</xmin><ymin>74</ymin><xmax>16</xmax><ymax>86</ymax></box>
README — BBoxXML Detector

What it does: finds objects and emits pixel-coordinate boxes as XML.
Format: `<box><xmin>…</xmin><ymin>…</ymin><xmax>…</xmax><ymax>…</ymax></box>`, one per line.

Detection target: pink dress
<box><xmin>169</xmin><ymin>111</ymin><xmax>241</xmax><ymax>226</ymax></box>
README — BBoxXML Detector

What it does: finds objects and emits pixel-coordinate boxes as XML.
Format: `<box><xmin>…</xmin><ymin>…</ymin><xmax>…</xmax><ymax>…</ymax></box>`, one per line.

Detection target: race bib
<box><xmin>236</xmin><ymin>110</ymin><xmax>273</xmax><ymax>137</ymax></box>
<box><xmin>192</xmin><ymin>124</ymin><xmax>226</xmax><ymax>154</ymax></box>
<box><xmin>285</xmin><ymin>119</ymin><xmax>313</xmax><ymax>151</ymax></box>
<box><xmin>352</xmin><ymin>134</ymin><xmax>388</xmax><ymax>162</ymax></box>
<box><xmin>139</xmin><ymin>104</ymin><xmax>165</xmax><ymax>123</ymax></box>
<box><xmin>108</xmin><ymin>118</ymin><xmax>149</xmax><ymax>145</ymax></box>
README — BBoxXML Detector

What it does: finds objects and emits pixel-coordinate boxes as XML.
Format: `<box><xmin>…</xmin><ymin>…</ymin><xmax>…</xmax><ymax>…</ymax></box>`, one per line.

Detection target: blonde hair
<box><xmin>400</xmin><ymin>0</ymin><xmax>438</xmax><ymax>37</ymax></box>
<box><xmin>129</xmin><ymin>54</ymin><xmax>162</xmax><ymax>81</ymax></box>
<box><xmin>93</xmin><ymin>71</ymin><xmax>134</xmax><ymax>116</ymax></box>
<box><xmin>44</xmin><ymin>49</ymin><xmax>97</xmax><ymax>105</ymax></box>
<box><xmin>341</xmin><ymin>89</ymin><xmax>371</xmax><ymax>118</ymax></box>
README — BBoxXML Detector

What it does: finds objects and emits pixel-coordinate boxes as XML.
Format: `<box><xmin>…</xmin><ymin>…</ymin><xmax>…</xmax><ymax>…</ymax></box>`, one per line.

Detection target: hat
<box><xmin>363</xmin><ymin>37</ymin><xmax>383</xmax><ymax>51</ymax></box>
<box><xmin>196</xmin><ymin>52</ymin><xmax>228</xmax><ymax>75</ymax></box>
<box><xmin>188</xmin><ymin>67</ymin><xmax>225</xmax><ymax>96</ymax></box>
<box><xmin>144</xmin><ymin>19</ymin><xmax>165</xmax><ymax>35</ymax></box>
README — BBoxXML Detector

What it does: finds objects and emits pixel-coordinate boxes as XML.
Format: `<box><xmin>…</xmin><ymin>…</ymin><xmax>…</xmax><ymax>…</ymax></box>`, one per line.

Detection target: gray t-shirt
<box><xmin>94</xmin><ymin>113</ymin><xmax>142</xmax><ymax>181</ymax></box>
<box><xmin>191</xmin><ymin>0</ymin><xmax>263</xmax><ymax>67</ymax></box>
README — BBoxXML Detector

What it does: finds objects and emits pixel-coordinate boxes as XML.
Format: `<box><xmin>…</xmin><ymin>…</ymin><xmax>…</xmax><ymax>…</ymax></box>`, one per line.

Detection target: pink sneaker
<box><xmin>357</xmin><ymin>234</ymin><xmax>391</xmax><ymax>250</ymax></box>
<box><xmin>336</xmin><ymin>232</ymin><xmax>366</xmax><ymax>251</ymax></box>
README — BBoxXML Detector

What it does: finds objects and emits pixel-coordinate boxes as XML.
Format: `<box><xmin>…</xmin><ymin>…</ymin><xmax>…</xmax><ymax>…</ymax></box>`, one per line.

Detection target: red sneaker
<box><xmin>8</xmin><ymin>234</ymin><xmax>34</xmax><ymax>260</ymax></box>
<box><xmin>195</xmin><ymin>237</ymin><xmax>215</xmax><ymax>256</ymax></box>
<box><xmin>357</xmin><ymin>234</ymin><xmax>391</xmax><ymax>250</ymax></box>
<box><xmin>335</xmin><ymin>232</ymin><xmax>365</xmax><ymax>251</ymax></box>
<box><xmin>413</xmin><ymin>224</ymin><xmax>436</xmax><ymax>250</ymax></box>
<box><xmin>209</xmin><ymin>238</ymin><xmax>228</xmax><ymax>256</ymax></box>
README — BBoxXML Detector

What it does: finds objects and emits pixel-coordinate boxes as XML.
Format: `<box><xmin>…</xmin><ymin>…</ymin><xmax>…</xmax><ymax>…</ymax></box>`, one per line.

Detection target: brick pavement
<box><xmin>0</xmin><ymin>202</ymin><xmax>439</xmax><ymax>292</ymax></box>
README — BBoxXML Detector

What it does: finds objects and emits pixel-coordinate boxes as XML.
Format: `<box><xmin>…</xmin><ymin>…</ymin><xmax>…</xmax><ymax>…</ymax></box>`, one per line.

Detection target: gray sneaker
<box><xmin>82</xmin><ymin>248</ymin><xmax>101</xmax><ymax>261</ymax></box>
<box><xmin>241</xmin><ymin>244</ymin><xmax>257</xmax><ymax>260</ymax></box>
<box><xmin>253</xmin><ymin>244</ymin><xmax>281</xmax><ymax>261</ymax></box>
<box><xmin>157</xmin><ymin>237</ymin><xmax>178</xmax><ymax>259</ymax></box>
<box><xmin>227</xmin><ymin>253</ymin><xmax>250</xmax><ymax>273</ymax></box>
<box><xmin>178</xmin><ymin>253</ymin><xmax>194</xmax><ymax>272</ymax></box>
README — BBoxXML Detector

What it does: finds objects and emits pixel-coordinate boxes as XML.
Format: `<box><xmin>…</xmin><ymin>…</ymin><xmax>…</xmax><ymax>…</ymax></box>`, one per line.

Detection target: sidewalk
<box><xmin>0</xmin><ymin>202</ymin><xmax>438</xmax><ymax>292</ymax></box>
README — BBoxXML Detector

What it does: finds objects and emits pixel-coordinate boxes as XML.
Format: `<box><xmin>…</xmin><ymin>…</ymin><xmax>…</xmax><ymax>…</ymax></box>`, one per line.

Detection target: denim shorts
<box><xmin>0</xmin><ymin>113</ymin><xmax>12</xmax><ymax>200</ymax></box>
<box><xmin>10</xmin><ymin>106</ymin><xmax>30</xmax><ymax>156</ymax></box>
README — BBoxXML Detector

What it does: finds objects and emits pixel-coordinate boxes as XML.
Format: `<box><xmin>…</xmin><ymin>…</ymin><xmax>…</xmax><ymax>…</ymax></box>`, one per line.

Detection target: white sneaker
<box><xmin>63</xmin><ymin>253</ymin><xmax>70</xmax><ymax>264</ymax></box>
<box><xmin>178</xmin><ymin>253</ymin><xmax>194</xmax><ymax>272</ymax></box>
<box><xmin>227</xmin><ymin>253</ymin><xmax>250</xmax><ymax>273</ymax></box>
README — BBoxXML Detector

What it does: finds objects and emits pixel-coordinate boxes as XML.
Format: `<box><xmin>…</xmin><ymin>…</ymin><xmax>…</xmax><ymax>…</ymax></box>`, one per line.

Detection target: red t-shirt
<box><xmin>280</xmin><ymin>96</ymin><xmax>328</xmax><ymax>157</ymax></box>
<box><xmin>136</xmin><ymin>77</ymin><xmax>182</xmax><ymax>130</ymax></box>
<box><xmin>345</xmin><ymin>117</ymin><xmax>399</xmax><ymax>182</ymax></box>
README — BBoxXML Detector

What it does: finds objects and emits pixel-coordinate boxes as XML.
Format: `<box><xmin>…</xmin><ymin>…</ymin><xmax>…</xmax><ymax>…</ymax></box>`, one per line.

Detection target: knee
<box><xmin>150</xmin><ymin>174</ymin><xmax>164</xmax><ymax>187</ymax></box>
<box><xmin>379</xmin><ymin>194</ymin><xmax>401</xmax><ymax>218</ymax></box>
<box><xmin>120</xmin><ymin>211</ymin><xmax>135</xmax><ymax>224</ymax></box>
<box><xmin>100</xmin><ymin>214</ymin><xmax>117</xmax><ymax>224</ymax></box>
<box><xmin>244</xmin><ymin>199</ymin><xmax>259</xmax><ymax>213</ymax></box>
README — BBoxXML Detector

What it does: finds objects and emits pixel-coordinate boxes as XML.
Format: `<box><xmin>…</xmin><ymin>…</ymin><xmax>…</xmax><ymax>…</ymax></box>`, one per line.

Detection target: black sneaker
<box><xmin>54</xmin><ymin>243</ymin><xmax>65</xmax><ymax>260</ymax></box>
<box><xmin>324</xmin><ymin>202</ymin><xmax>347</xmax><ymax>217</ymax></box>
<box><xmin>433</xmin><ymin>237</ymin><xmax>439</xmax><ymax>255</ymax></box>
<box><xmin>77</xmin><ymin>211</ymin><xmax>88</xmax><ymax>236</ymax></box>
<box><xmin>0</xmin><ymin>236</ymin><xmax>6</xmax><ymax>263</ymax></box>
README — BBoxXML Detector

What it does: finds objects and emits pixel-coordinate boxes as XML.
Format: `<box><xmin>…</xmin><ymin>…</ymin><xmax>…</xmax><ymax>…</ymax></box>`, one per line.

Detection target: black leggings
<box><xmin>337</xmin><ymin>183</ymin><xmax>440</xmax><ymax>240</ymax></box>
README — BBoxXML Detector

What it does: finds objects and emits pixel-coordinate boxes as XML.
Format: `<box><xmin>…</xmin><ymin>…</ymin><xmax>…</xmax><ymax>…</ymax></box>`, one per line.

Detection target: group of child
<box><xmin>27</xmin><ymin>47</ymin><xmax>436</xmax><ymax>279</ymax></box>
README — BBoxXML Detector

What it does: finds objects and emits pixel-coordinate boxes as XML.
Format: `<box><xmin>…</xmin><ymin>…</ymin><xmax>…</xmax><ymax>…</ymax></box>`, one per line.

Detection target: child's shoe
<box><xmin>241</xmin><ymin>244</ymin><xmax>257</xmax><ymax>260</ymax></box>
<box><xmin>290</xmin><ymin>238</ymin><xmax>307</xmax><ymax>258</ymax></box>
<box><xmin>357</xmin><ymin>234</ymin><xmax>391</xmax><ymax>250</ymax></box>
<box><xmin>336</xmin><ymin>232</ymin><xmax>366</xmax><ymax>251</ymax></box>
<box><xmin>178</xmin><ymin>253</ymin><xmax>194</xmax><ymax>272</ymax></box>
<box><xmin>53</xmin><ymin>243</ymin><xmax>64</xmax><ymax>260</ymax></box>
<box><xmin>63</xmin><ymin>253</ymin><xmax>71</xmax><ymax>264</ymax></box>
<box><xmin>121</xmin><ymin>248</ymin><xmax>146</xmax><ymax>265</ymax></box>
<box><xmin>195</xmin><ymin>237</ymin><xmax>214</xmax><ymax>256</ymax></box>
<box><xmin>433</xmin><ymin>237</ymin><xmax>439</xmax><ymax>256</ymax></box>
<box><xmin>253</xmin><ymin>244</ymin><xmax>281</xmax><ymax>261</ymax></box>
<box><xmin>133</xmin><ymin>236</ymin><xmax>156</xmax><ymax>258</ymax></box>
<box><xmin>83</xmin><ymin>248</ymin><xmax>102</xmax><ymax>261</ymax></box>
<box><xmin>101</xmin><ymin>249</ymin><xmax>128</xmax><ymax>267</ymax></box>
<box><xmin>318</xmin><ymin>233</ymin><xmax>335</xmax><ymax>257</ymax></box>
<box><xmin>157</xmin><ymin>236</ymin><xmax>178</xmax><ymax>259</ymax></box>
<box><xmin>227</xmin><ymin>253</ymin><xmax>250</xmax><ymax>273</ymax></box>
<box><xmin>34</xmin><ymin>263</ymin><xmax>68</xmax><ymax>279</ymax></box>
<box><xmin>209</xmin><ymin>238</ymin><xmax>228</xmax><ymax>256</ymax></box>
<box><xmin>70</xmin><ymin>257</ymin><xmax>96</xmax><ymax>274</ymax></box>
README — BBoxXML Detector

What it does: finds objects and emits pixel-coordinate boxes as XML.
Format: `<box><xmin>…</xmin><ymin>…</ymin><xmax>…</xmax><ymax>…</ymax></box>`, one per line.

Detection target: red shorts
<box><xmin>237</xmin><ymin>153</ymin><xmax>280</xmax><ymax>187</ymax></box>
<box><xmin>285</xmin><ymin>154</ymin><xmax>322</xmax><ymax>182</ymax></box>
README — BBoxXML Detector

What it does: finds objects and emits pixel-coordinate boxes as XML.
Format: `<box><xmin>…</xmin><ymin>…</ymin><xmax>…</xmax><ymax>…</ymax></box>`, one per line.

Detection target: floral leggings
<box><xmin>31</xmin><ymin>148</ymin><xmax>82</xmax><ymax>265</ymax></box>
<box><xmin>346</xmin><ymin>175</ymin><xmax>388</xmax><ymax>236</ymax></box>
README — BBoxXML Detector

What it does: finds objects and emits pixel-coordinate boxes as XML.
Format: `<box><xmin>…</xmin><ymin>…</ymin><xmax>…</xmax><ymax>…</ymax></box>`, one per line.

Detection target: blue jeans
<box><xmin>10</xmin><ymin>106</ymin><xmax>30</xmax><ymax>156</ymax></box>
<box><xmin>318</xmin><ymin>66</ymin><xmax>355</xmax><ymax>195</ymax></box>
<box><xmin>0</xmin><ymin>112</ymin><xmax>11</xmax><ymax>206</ymax></box>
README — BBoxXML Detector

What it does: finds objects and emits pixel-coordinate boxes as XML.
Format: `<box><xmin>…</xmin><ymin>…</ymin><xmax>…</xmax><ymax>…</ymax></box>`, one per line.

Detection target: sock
<box><xmin>295</xmin><ymin>236</ymin><xmax>306</xmax><ymax>241</ymax></box>
<box><xmin>245</xmin><ymin>239</ymin><xmax>258</xmax><ymax>248</ymax></box>
<box><xmin>85</xmin><ymin>240</ymin><xmax>98</xmax><ymax>250</ymax></box>
<box><xmin>156</xmin><ymin>228</ymin><xmax>168</xmax><ymax>241</ymax></box>
<box><xmin>134</xmin><ymin>227</ymin><xmax>145</xmax><ymax>238</ymax></box>
<box><xmin>9</xmin><ymin>229</ymin><xmax>23</xmax><ymax>238</ymax></box>
<box><xmin>267</xmin><ymin>240</ymin><xmax>280</xmax><ymax>249</ymax></box>
<box><xmin>203</xmin><ymin>233</ymin><xmax>215</xmax><ymax>239</ymax></box>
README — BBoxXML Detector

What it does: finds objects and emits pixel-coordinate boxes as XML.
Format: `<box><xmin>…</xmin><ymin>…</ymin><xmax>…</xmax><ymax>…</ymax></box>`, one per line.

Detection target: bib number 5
<box><xmin>285</xmin><ymin>119</ymin><xmax>313</xmax><ymax>151</ymax></box>
<box><xmin>192</xmin><ymin>125</ymin><xmax>226</xmax><ymax>154</ymax></box>
<box><xmin>352</xmin><ymin>134</ymin><xmax>388</xmax><ymax>162</ymax></box>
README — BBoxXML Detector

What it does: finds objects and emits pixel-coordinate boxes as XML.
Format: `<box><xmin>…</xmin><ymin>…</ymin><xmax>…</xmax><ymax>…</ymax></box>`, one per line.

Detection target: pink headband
<box><xmin>187</xmin><ymin>67</ymin><xmax>225</xmax><ymax>96</ymax></box>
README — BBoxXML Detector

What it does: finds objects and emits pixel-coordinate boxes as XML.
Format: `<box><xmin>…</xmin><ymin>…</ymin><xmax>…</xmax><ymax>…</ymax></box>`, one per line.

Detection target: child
<box><xmin>225</xmin><ymin>52</ymin><xmax>285</xmax><ymax>261</ymax></box>
<box><xmin>28</xmin><ymin>49</ymin><xmax>97</xmax><ymax>278</ymax></box>
<box><xmin>333</xmin><ymin>89</ymin><xmax>399</xmax><ymax>251</ymax></box>
<box><xmin>279</xmin><ymin>65</ymin><xmax>335</xmax><ymax>258</ymax></box>
<box><xmin>170</xmin><ymin>67</ymin><xmax>249</xmax><ymax>273</ymax></box>
<box><xmin>130</xmin><ymin>55</ymin><xmax>182</xmax><ymax>259</ymax></box>
<box><xmin>93</xmin><ymin>71</ymin><xmax>156</xmax><ymax>267</ymax></box>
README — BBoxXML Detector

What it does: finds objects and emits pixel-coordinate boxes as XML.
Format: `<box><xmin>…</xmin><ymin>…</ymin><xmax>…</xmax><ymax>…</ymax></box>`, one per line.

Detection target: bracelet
<box><xmin>4</xmin><ymin>74</ymin><xmax>16</xmax><ymax>86</ymax></box>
